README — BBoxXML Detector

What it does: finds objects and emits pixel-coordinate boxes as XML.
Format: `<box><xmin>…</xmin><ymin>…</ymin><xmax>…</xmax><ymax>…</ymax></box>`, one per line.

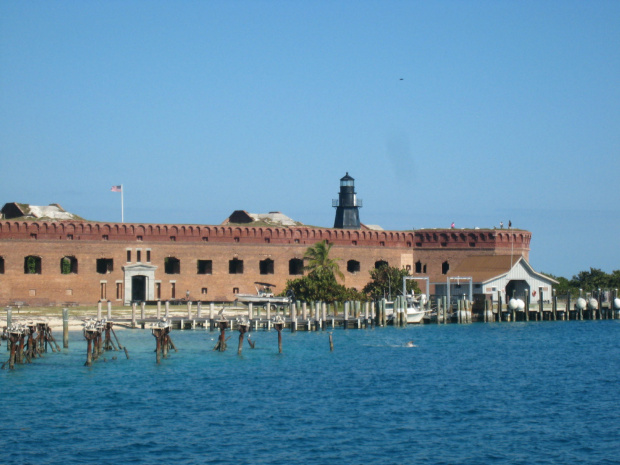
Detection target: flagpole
<box><xmin>121</xmin><ymin>184</ymin><xmax>124</xmax><ymax>223</ymax></box>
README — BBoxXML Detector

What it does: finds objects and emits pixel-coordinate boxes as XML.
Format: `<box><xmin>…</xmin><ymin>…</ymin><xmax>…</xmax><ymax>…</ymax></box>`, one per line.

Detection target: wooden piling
<box><xmin>291</xmin><ymin>302</ymin><xmax>297</xmax><ymax>332</ymax></box>
<box><xmin>6</xmin><ymin>307</ymin><xmax>12</xmax><ymax>352</ymax></box>
<box><xmin>214</xmin><ymin>320</ymin><xmax>228</xmax><ymax>351</ymax></box>
<box><xmin>497</xmin><ymin>293</ymin><xmax>503</xmax><ymax>322</ymax></box>
<box><xmin>155</xmin><ymin>329</ymin><xmax>162</xmax><ymax>363</ymax></box>
<box><xmin>329</xmin><ymin>332</ymin><xmax>333</xmax><ymax>351</ymax></box>
<box><xmin>84</xmin><ymin>330</ymin><xmax>96</xmax><ymax>366</ymax></box>
<box><xmin>131</xmin><ymin>302</ymin><xmax>137</xmax><ymax>328</ymax></box>
<box><xmin>63</xmin><ymin>308</ymin><xmax>69</xmax><ymax>348</ymax></box>
<box><xmin>237</xmin><ymin>323</ymin><xmax>248</xmax><ymax>355</ymax></box>
<box><xmin>275</xmin><ymin>322</ymin><xmax>283</xmax><ymax>353</ymax></box>
<box><xmin>8</xmin><ymin>333</ymin><xmax>19</xmax><ymax>369</ymax></box>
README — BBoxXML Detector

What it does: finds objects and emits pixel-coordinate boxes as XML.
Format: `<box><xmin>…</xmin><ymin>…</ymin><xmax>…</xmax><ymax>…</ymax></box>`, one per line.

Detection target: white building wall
<box><xmin>484</xmin><ymin>261</ymin><xmax>554</xmax><ymax>303</ymax></box>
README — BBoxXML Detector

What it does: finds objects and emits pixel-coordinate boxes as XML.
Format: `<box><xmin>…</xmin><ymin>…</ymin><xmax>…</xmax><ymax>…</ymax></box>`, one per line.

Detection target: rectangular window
<box><xmin>201</xmin><ymin>288</ymin><xmax>208</xmax><ymax>295</ymax></box>
<box><xmin>137</xmin><ymin>235</ymin><xmax>143</xmax><ymax>241</ymax></box>
<box><xmin>116</xmin><ymin>282</ymin><xmax>123</xmax><ymax>300</ymax></box>
<box><xmin>170</xmin><ymin>236</ymin><xmax>176</xmax><ymax>242</ymax></box>
<box><xmin>97</xmin><ymin>258</ymin><xmax>113</xmax><ymax>274</ymax></box>
<box><xmin>171</xmin><ymin>282</ymin><xmax>176</xmax><ymax>299</ymax></box>
<box><xmin>156</xmin><ymin>283</ymin><xmax>161</xmax><ymax>299</ymax></box>
<box><xmin>165</xmin><ymin>257</ymin><xmax>180</xmax><ymax>274</ymax></box>
<box><xmin>67</xmin><ymin>234</ymin><xmax>73</xmax><ymax>240</ymax></box>
<box><xmin>100</xmin><ymin>282</ymin><xmax>106</xmax><ymax>300</ymax></box>
<box><xmin>30</xmin><ymin>233</ymin><xmax>37</xmax><ymax>239</ymax></box>
<box><xmin>102</xmin><ymin>235</ymin><xmax>109</xmax><ymax>241</ymax></box>
<box><xmin>229</xmin><ymin>259</ymin><xmax>244</xmax><ymax>274</ymax></box>
<box><xmin>126</xmin><ymin>250</ymin><xmax>131</xmax><ymax>262</ymax></box>
<box><xmin>197</xmin><ymin>260</ymin><xmax>213</xmax><ymax>275</ymax></box>
<box><xmin>202</xmin><ymin>237</ymin><xmax>208</xmax><ymax>242</ymax></box>
<box><xmin>146</xmin><ymin>250</ymin><xmax>151</xmax><ymax>262</ymax></box>
<box><xmin>137</xmin><ymin>250</ymin><xmax>142</xmax><ymax>262</ymax></box>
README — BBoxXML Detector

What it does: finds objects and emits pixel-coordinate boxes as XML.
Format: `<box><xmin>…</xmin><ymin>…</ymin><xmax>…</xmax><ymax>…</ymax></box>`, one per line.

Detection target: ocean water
<box><xmin>1</xmin><ymin>321</ymin><xmax>618</xmax><ymax>465</ymax></box>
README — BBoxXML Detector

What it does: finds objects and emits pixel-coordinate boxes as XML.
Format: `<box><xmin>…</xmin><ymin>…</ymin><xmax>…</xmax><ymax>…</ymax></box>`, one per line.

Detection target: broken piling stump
<box><xmin>213</xmin><ymin>317</ymin><xmax>229</xmax><ymax>352</ymax></box>
<box><xmin>151</xmin><ymin>319</ymin><xmax>172</xmax><ymax>363</ymax></box>
<box><xmin>273</xmin><ymin>315</ymin><xmax>285</xmax><ymax>354</ymax></box>
<box><xmin>236</xmin><ymin>317</ymin><xmax>250</xmax><ymax>355</ymax></box>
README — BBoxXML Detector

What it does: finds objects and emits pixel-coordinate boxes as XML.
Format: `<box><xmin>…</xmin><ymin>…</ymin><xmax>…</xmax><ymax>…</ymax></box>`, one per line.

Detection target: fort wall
<box><xmin>0</xmin><ymin>220</ymin><xmax>531</xmax><ymax>306</ymax></box>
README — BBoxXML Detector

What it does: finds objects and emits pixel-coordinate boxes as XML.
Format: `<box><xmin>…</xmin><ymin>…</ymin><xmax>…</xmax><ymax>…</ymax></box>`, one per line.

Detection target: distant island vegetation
<box><xmin>542</xmin><ymin>268</ymin><xmax>620</xmax><ymax>296</ymax></box>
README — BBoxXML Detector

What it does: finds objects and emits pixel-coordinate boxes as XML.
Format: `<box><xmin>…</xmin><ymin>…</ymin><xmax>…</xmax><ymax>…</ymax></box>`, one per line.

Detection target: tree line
<box><xmin>543</xmin><ymin>268</ymin><xmax>620</xmax><ymax>296</ymax></box>
<box><xmin>281</xmin><ymin>240</ymin><xmax>420</xmax><ymax>303</ymax></box>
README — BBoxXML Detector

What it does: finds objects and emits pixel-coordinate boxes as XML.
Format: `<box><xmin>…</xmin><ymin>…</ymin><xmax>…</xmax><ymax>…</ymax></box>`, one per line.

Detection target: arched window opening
<box><xmin>259</xmin><ymin>259</ymin><xmax>274</xmax><ymax>275</ymax></box>
<box><xmin>374</xmin><ymin>260</ymin><xmax>388</xmax><ymax>269</ymax></box>
<box><xmin>24</xmin><ymin>256</ymin><xmax>41</xmax><ymax>274</ymax></box>
<box><xmin>60</xmin><ymin>256</ymin><xmax>78</xmax><ymax>274</ymax></box>
<box><xmin>289</xmin><ymin>258</ymin><xmax>304</xmax><ymax>275</ymax></box>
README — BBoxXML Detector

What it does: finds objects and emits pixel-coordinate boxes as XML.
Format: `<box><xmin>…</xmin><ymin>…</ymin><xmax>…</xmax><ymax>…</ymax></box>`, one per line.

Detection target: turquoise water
<box><xmin>1</xmin><ymin>321</ymin><xmax>619</xmax><ymax>465</ymax></box>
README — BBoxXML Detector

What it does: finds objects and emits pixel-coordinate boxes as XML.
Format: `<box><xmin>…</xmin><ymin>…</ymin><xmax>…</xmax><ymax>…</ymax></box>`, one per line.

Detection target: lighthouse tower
<box><xmin>333</xmin><ymin>172</ymin><xmax>362</xmax><ymax>229</ymax></box>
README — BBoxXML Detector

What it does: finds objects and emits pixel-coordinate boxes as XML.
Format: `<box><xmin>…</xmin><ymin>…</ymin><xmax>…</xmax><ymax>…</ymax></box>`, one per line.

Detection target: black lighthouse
<box><xmin>333</xmin><ymin>172</ymin><xmax>362</xmax><ymax>229</ymax></box>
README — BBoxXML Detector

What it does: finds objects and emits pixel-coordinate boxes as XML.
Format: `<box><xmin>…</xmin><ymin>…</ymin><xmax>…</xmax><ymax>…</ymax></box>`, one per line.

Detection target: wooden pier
<box><xmin>82</xmin><ymin>289</ymin><xmax>620</xmax><ymax>332</ymax></box>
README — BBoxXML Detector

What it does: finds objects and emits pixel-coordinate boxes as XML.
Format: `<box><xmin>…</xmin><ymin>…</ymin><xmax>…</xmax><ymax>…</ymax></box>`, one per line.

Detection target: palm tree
<box><xmin>304</xmin><ymin>240</ymin><xmax>344</xmax><ymax>281</ymax></box>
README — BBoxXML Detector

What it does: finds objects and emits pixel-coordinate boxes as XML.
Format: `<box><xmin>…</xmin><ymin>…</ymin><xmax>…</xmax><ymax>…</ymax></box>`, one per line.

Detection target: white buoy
<box><xmin>588</xmin><ymin>298</ymin><xmax>598</xmax><ymax>310</ymax></box>
<box><xmin>517</xmin><ymin>299</ymin><xmax>525</xmax><ymax>311</ymax></box>
<box><xmin>508</xmin><ymin>298</ymin><xmax>519</xmax><ymax>310</ymax></box>
<box><xmin>576</xmin><ymin>297</ymin><xmax>587</xmax><ymax>310</ymax></box>
<box><xmin>613</xmin><ymin>298</ymin><xmax>620</xmax><ymax>310</ymax></box>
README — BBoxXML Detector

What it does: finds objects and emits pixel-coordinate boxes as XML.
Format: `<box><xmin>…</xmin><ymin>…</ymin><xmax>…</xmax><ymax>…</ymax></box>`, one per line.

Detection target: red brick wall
<box><xmin>0</xmin><ymin>220</ymin><xmax>531</xmax><ymax>306</ymax></box>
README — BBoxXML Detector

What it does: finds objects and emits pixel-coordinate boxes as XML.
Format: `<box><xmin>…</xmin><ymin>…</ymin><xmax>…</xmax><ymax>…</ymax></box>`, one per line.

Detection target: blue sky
<box><xmin>1</xmin><ymin>1</ymin><xmax>619</xmax><ymax>279</ymax></box>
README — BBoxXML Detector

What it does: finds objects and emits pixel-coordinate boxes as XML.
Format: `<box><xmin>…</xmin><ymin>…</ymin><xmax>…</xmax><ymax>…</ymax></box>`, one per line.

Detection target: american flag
<box><xmin>111</xmin><ymin>185</ymin><xmax>122</xmax><ymax>192</ymax></box>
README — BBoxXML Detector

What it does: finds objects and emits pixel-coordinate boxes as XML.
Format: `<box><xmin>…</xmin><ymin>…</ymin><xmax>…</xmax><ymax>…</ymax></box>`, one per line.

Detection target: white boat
<box><xmin>235</xmin><ymin>282</ymin><xmax>291</xmax><ymax>309</ymax></box>
<box><xmin>385</xmin><ymin>294</ymin><xmax>428</xmax><ymax>324</ymax></box>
